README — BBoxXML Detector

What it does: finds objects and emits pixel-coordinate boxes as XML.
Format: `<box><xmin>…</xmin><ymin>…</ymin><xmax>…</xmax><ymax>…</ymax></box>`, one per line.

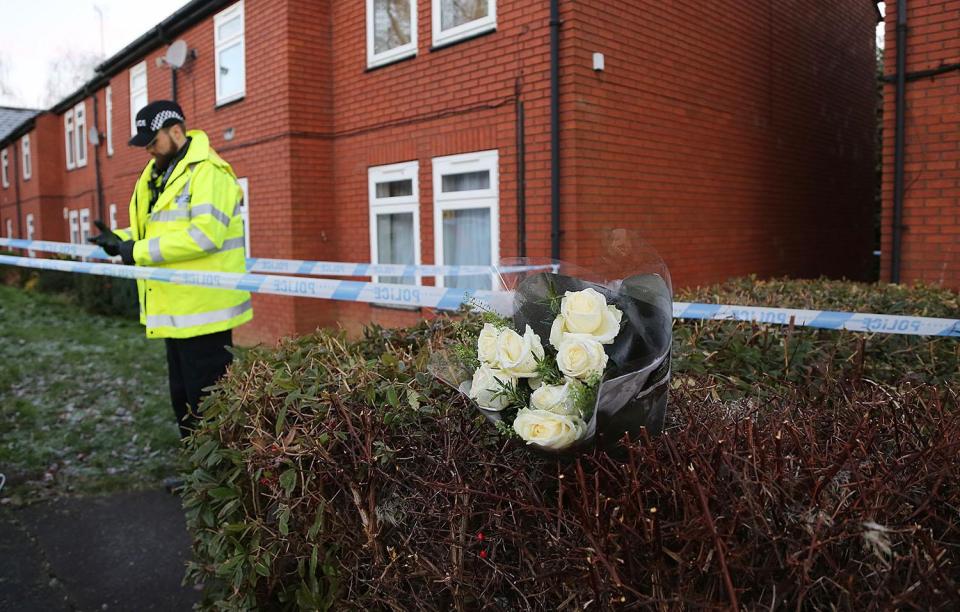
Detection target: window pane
<box><xmin>376</xmin><ymin>212</ymin><xmax>415</xmax><ymax>285</ymax></box>
<box><xmin>218</xmin><ymin>14</ymin><xmax>242</xmax><ymax>41</ymax></box>
<box><xmin>373</xmin><ymin>0</ymin><xmax>412</xmax><ymax>54</ymax></box>
<box><xmin>132</xmin><ymin>92</ymin><xmax>148</xmax><ymax>115</ymax></box>
<box><xmin>375</xmin><ymin>178</ymin><xmax>413</xmax><ymax>198</ymax></box>
<box><xmin>442</xmin><ymin>208</ymin><xmax>491</xmax><ymax>290</ymax></box>
<box><xmin>442</xmin><ymin>170</ymin><xmax>490</xmax><ymax>192</ymax></box>
<box><xmin>441</xmin><ymin>0</ymin><xmax>488</xmax><ymax>31</ymax></box>
<box><xmin>218</xmin><ymin>43</ymin><xmax>245</xmax><ymax>99</ymax></box>
<box><xmin>131</xmin><ymin>72</ymin><xmax>146</xmax><ymax>91</ymax></box>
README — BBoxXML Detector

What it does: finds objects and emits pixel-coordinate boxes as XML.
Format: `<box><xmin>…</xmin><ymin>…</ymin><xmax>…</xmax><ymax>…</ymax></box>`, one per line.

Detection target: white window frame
<box><xmin>1</xmin><ymin>148</ymin><xmax>8</xmax><ymax>188</ymax></box>
<box><xmin>79</xmin><ymin>208</ymin><xmax>91</xmax><ymax>245</ymax></box>
<box><xmin>432</xmin><ymin>0</ymin><xmax>496</xmax><ymax>48</ymax></box>
<box><xmin>109</xmin><ymin>203</ymin><xmax>118</xmax><ymax>230</ymax></box>
<box><xmin>21</xmin><ymin>136</ymin><xmax>31</xmax><ymax>180</ymax></box>
<box><xmin>105</xmin><ymin>86</ymin><xmax>114</xmax><ymax>157</ymax></box>
<box><xmin>68</xmin><ymin>210</ymin><xmax>80</xmax><ymax>245</ymax></box>
<box><xmin>369</xmin><ymin>161</ymin><xmax>421</xmax><ymax>286</ymax></box>
<box><xmin>64</xmin><ymin>109</ymin><xmax>76</xmax><ymax>169</ymax></box>
<box><xmin>366</xmin><ymin>0</ymin><xmax>418</xmax><ymax>68</ymax></box>
<box><xmin>237</xmin><ymin>177</ymin><xmax>250</xmax><ymax>256</ymax></box>
<box><xmin>25</xmin><ymin>213</ymin><xmax>35</xmax><ymax>257</ymax></box>
<box><xmin>5</xmin><ymin>218</ymin><xmax>12</xmax><ymax>238</ymax></box>
<box><xmin>214</xmin><ymin>1</ymin><xmax>246</xmax><ymax>106</ymax></box>
<box><xmin>432</xmin><ymin>149</ymin><xmax>499</xmax><ymax>289</ymax></box>
<box><xmin>74</xmin><ymin>102</ymin><xmax>88</xmax><ymax>168</ymax></box>
<box><xmin>129</xmin><ymin>62</ymin><xmax>148</xmax><ymax>136</ymax></box>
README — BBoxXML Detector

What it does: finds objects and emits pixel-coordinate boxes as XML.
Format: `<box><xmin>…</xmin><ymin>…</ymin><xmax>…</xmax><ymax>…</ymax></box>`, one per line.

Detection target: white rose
<box><xmin>476</xmin><ymin>323</ymin><xmax>500</xmax><ymax>365</ymax></box>
<box><xmin>551</xmin><ymin>288</ymin><xmax>623</xmax><ymax>346</ymax></box>
<box><xmin>468</xmin><ymin>365</ymin><xmax>517</xmax><ymax>411</ymax></box>
<box><xmin>495</xmin><ymin>325</ymin><xmax>544</xmax><ymax>378</ymax></box>
<box><xmin>513</xmin><ymin>408</ymin><xmax>586</xmax><ymax>450</ymax></box>
<box><xmin>556</xmin><ymin>336</ymin><xmax>608</xmax><ymax>381</ymax></box>
<box><xmin>530</xmin><ymin>382</ymin><xmax>577</xmax><ymax>416</ymax></box>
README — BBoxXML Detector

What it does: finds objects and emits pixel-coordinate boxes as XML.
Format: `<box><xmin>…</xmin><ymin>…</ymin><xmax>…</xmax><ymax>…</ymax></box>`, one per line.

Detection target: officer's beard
<box><xmin>152</xmin><ymin>150</ymin><xmax>177</xmax><ymax>172</ymax></box>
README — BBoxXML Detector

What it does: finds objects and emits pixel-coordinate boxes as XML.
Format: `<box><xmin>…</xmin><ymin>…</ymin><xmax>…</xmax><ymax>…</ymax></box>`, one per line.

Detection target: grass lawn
<box><xmin>0</xmin><ymin>284</ymin><xmax>180</xmax><ymax>505</ymax></box>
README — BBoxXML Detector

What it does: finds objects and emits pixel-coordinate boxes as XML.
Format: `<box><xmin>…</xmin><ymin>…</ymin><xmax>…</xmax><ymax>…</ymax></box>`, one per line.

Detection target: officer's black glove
<box><xmin>118</xmin><ymin>240</ymin><xmax>136</xmax><ymax>266</ymax></box>
<box><xmin>87</xmin><ymin>220</ymin><xmax>123</xmax><ymax>256</ymax></box>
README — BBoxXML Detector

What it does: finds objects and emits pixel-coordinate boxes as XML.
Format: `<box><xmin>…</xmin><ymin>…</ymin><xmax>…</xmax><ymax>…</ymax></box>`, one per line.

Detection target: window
<box><xmin>74</xmin><ymin>102</ymin><xmax>87</xmax><ymax>168</ymax></box>
<box><xmin>5</xmin><ymin>218</ymin><xmax>11</xmax><ymax>238</ymax></box>
<box><xmin>64</xmin><ymin>110</ymin><xmax>76</xmax><ymax>169</ymax></box>
<box><xmin>432</xmin><ymin>0</ymin><xmax>496</xmax><ymax>47</ymax></box>
<box><xmin>237</xmin><ymin>177</ymin><xmax>250</xmax><ymax>255</ymax></box>
<box><xmin>68</xmin><ymin>210</ymin><xmax>79</xmax><ymax>244</ymax></box>
<box><xmin>367</xmin><ymin>0</ymin><xmax>417</xmax><ymax>68</ymax></box>
<box><xmin>21</xmin><ymin>136</ymin><xmax>31</xmax><ymax>180</ymax></box>
<box><xmin>129</xmin><ymin>62</ymin><xmax>148</xmax><ymax>135</ymax></box>
<box><xmin>1</xmin><ymin>148</ymin><xmax>8</xmax><ymax>188</ymax></box>
<box><xmin>214</xmin><ymin>2</ymin><xmax>246</xmax><ymax>105</ymax></box>
<box><xmin>432</xmin><ymin>150</ymin><xmax>498</xmax><ymax>290</ymax></box>
<box><xmin>369</xmin><ymin>161</ymin><xmax>420</xmax><ymax>286</ymax></box>
<box><xmin>25</xmin><ymin>213</ymin><xmax>35</xmax><ymax>257</ymax></box>
<box><xmin>105</xmin><ymin>86</ymin><xmax>114</xmax><ymax>157</ymax></box>
<box><xmin>79</xmin><ymin>208</ymin><xmax>91</xmax><ymax>246</ymax></box>
<box><xmin>109</xmin><ymin>203</ymin><xmax>118</xmax><ymax>230</ymax></box>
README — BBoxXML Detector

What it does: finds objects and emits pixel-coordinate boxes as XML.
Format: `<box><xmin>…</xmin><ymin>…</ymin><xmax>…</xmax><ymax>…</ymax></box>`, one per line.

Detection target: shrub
<box><xmin>182</xmin><ymin>279</ymin><xmax>960</xmax><ymax>609</ymax></box>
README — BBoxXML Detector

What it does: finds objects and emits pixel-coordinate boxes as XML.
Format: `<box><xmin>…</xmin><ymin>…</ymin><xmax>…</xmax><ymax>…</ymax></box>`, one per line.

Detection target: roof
<box><xmin>0</xmin><ymin>106</ymin><xmax>40</xmax><ymax>144</ymax></box>
<box><xmin>50</xmin><ymin>0</ymin><xmax>235</xmax><ymax>116</ymax></box>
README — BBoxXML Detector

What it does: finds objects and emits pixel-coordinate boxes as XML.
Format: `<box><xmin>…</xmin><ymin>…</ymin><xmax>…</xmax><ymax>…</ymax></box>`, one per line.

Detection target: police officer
<box><xmin>89</xmin><ymin>100</ymin><xmax>252</xmax><ymax>440</ymax></box>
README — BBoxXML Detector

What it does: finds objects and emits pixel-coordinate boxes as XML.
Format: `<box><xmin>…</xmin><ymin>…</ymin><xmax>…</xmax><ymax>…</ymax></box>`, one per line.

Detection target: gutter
<box><xmin>550</xmin><ymin>0</ymin><xmax>561</xmax><ymax>260</ymax></box>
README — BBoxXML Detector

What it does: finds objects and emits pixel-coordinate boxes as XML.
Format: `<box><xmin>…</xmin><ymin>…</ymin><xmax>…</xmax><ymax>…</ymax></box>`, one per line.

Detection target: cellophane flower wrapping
<box><xmin>431</xmin><ymin>232</ymin><xmax>672</xmax><ymax>453</ymax></box>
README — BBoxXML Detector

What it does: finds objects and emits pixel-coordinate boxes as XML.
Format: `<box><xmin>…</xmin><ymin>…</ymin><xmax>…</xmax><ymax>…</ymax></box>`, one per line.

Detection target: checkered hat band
<box><xmin>150</xmin><ymin>110</ymin><xmax>184</xmax><ymax>131</ymax></box>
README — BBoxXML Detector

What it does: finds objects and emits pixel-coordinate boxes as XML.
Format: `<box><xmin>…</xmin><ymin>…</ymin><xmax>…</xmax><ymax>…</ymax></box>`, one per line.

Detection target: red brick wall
<box><xmin>881</xmin><ymin>0</ymin><xmax>960</xmax><ymax>289</ymax></box>
<box><xmin>562</xmin><ymin>0</ymin><xmax>878</xmax><ymax>289</ymax></box>
<box><xmin>326</xmin><ymin>0</ymin><xmax>554</xmax><ymax>332</ymax></box>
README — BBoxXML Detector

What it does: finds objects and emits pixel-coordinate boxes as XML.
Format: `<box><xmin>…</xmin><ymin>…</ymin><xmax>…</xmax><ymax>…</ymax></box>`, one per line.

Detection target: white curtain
<box><xmin>377</xmin><ymin>212</ymin><xmax>415</xmax><ymax>284</ymax></box>
<box><xmin>443</xmin><ymin>208</ymin><xmax>491</xmax><ymax>290</ymax></box>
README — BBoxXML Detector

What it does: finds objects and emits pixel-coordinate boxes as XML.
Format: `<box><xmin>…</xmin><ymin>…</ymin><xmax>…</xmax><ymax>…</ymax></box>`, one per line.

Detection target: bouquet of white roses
<box><xmin>433</xmin><ymin>241</ymin><xmax>672</xmax><ymax>454</ymax></box>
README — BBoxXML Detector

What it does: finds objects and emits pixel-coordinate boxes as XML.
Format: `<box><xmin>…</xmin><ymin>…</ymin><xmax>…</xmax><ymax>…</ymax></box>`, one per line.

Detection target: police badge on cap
<box><xmin>128</xmin><ymin>100</ymin><xmax>186</xmax><ymax>147</ymax></box>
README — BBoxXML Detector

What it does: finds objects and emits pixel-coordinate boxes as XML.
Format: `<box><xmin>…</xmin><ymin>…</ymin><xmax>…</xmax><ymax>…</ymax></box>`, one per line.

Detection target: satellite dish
<box><xmin>88</xmin><ymin>127</ymin><xmax>100</xmax><ymax>146</ymax></box>
<box><xmin>165</xmin><ymin>40</ymin><xmax>189</xmax><ymax>69</ymax></box>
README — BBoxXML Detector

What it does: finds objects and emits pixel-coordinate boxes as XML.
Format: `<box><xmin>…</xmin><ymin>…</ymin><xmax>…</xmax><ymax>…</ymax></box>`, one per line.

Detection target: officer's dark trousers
<box><xmin>164</xmin><ymin>329</ymin><xmax>234</xmax><ymax>438</ymax></box>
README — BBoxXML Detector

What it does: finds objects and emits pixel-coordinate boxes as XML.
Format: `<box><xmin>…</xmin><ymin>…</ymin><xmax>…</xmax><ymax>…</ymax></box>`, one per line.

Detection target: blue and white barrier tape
<box><xmin>0</xmin><ymin>238</ymin><xmax>548</xmax><ymax>278</ymax></box>
<box><xmin>0</xmin><ymin>254</ymin><xmax>513</xmax><ymax>313</ymax></box>
<box><xmin>1</xmin><ymin>248</ymin><xmax>957</xmax><ymax>338</ymax></box>
<box><xmin>673</xmin><ymin>302</ymin><xmax>960</xmax><ymax>337</ymax></box>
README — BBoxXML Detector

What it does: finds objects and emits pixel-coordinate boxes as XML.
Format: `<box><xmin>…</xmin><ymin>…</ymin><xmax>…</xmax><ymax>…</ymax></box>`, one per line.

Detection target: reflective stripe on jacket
<box><xmin>114</xmin><ymin>130</ymin><xmax>253</xmax><ymax>339</ymax></box>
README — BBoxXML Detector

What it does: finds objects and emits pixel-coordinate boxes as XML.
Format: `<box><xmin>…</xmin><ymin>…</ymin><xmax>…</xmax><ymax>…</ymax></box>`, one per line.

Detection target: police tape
<box><xmin>1</xmin><ymin>250</ymin><xmax>957</xmax><ymax>337</ymax></box>
<box><xmin>0</xmin><ymin>238</ymin><xmax>549</xmax><ymax>278</ymax></box>
<box><xmin>0</xmin><ymin>254</ymin><xmax>513</xmax><ymax>313</ymax></box>
<box><xmin>673</xmin><ymin>302</ymin><xmax>960</xmax><ymax>337</ymax></box>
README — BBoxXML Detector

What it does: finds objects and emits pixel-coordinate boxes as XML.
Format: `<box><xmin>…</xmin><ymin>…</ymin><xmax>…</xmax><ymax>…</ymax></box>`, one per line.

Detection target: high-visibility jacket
<box><xmin>114</xmin><ymin>129</ymin><xmax>253</xmax><ymax>339</ymax></box>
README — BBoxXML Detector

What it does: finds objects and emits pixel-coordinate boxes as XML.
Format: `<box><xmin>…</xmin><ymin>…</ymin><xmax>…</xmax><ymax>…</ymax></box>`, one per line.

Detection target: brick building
<box><xmin>1</xmin><ymin>0</ymin><xmax>879</xmax><ymax>345</ymax></box>
<box><xmin>880</xmin><ymin>0</ymin><xmax>960</xmax><ymax>289</ymax></box>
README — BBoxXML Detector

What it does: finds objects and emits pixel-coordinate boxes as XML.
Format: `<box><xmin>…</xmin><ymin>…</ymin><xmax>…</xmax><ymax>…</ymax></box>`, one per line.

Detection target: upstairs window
<box><xmin>367</xmin><ymin>0</ymin><xmax>417</xmax><ymax>68</ymax></box>
<box><xmin>21</xmin><ymin>136</ymin><xmax>31</xmax><ymax>180</ymax></box>
<box><xmin>215</xmin><ymin>1</ymin><xmax>246</xmax><ymax>105</ymax></box>
<box><xmin>74</xmin><ymin>102</ymin><xmax>87</xmax><ymax>168</ymax></box>
<box><xmin>105</xmin><ymin>86</ymin><xmax>114</xmax><ymax>157</ymax></box>
<box><xmin>1</xmin><ymin>148</ymin><xmax>8</xmax><ymax>188</ymax></box>
<box><xmin>432</xmin><ymin>0</ymin><xmax>496</xmax><ymax>48</ymax></box>
<box><xmin>64</xmin><ymin>110</ymin><xmax>76</xmax><ymax>169</ymax></box>
<box><xmin>129</xmin><ymin>62</ymin><xmax>148</xmax><ymax>136</ymax></box>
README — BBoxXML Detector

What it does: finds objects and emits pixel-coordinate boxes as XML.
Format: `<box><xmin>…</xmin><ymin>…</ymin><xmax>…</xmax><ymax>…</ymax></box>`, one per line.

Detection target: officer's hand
<box><xmin>87</xmin><ymin>220</ymin><xmax>123</xmax><ymax>256</ymax></box>
<box><xmin>119</xmin><ymin>240</ymin><xmax>136</xmax><ymax>266</ymax></box>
